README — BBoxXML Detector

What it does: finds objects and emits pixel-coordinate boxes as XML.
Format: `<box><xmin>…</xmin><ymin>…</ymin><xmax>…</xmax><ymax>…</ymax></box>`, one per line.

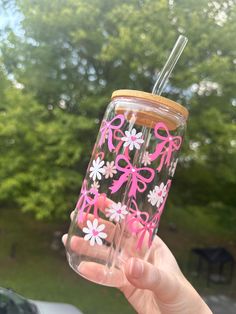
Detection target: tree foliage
<box><xmin>0</xmin><ymin>0</ymin><xmax>235</xmax><ymax>222</ymax></box>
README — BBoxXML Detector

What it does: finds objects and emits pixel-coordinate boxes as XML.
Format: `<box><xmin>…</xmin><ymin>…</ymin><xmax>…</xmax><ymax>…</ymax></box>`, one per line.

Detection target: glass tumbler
<box><xmin>65</xmin><ymin>90</ymin><xmax>188</xmax><ymax>287</ymax></box>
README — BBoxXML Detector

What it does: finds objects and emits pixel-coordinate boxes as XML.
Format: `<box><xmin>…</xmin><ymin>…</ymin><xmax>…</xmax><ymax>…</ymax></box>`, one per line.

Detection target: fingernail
<box><xmin>61</xmin><ymin>234</ymin><xmax>67</xmax><ymax>245</ymax></box>
<box><xmin>129</xmin><ymin>258</ymin><xmax>144</xmax><ymax>278</ymax></box>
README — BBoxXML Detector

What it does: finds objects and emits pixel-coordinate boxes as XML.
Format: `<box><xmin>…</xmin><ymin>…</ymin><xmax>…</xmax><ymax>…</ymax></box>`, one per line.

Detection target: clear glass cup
<box><xmin>65</xmin><ymin>90</ymin><xmax>188</xmax><ymax>287</ymax></box>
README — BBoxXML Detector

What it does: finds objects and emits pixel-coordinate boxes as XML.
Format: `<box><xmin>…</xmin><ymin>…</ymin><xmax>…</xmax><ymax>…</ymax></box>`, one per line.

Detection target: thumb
<box><xmin>124</xmin><ymin>257</ymin><xmax>180</xmax><ymax>303</ymax></box>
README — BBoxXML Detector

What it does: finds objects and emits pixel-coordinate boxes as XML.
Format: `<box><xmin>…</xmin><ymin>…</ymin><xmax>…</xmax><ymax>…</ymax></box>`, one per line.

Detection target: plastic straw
<box><xmin>152</xmin><ymin>35</ymin><xmax>188</xmax><ymax>95</ymax></box>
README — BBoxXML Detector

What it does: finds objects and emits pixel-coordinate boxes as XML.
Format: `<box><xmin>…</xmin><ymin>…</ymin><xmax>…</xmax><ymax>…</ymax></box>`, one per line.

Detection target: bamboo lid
<box><xmin>112</xmin><ymin>89</ymin><xmax>188</xmax><ymax>129</ymax></box>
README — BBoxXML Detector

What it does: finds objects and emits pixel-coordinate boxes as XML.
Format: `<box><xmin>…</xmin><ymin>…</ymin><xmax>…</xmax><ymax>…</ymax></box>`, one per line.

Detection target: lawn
<box><xmin>0</xmin><ymin>208</ymin><xmax>135</xmax><ymax>314</ymax></box>
<box><xmin>159</xmin><ymin>204</ymin><xmax>236</xmax><ymax>298</ymax></box>
<box><xmin>0</xmin><ymin>205</ymin><xmax>235</xmax><ymax>314</ymax></box>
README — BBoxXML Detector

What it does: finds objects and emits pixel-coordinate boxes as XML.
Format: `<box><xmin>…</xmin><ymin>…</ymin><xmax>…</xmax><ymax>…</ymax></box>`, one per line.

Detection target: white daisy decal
<box><xmin>147</xmin><ymin>183</ymin><xmax>167</xmax><ymax>208</ymax></box>
<box><xmin>121</xmin><ymin>128</ymin><xmax>144</xmax><ymax>151</ymax></box>
<box><xmin>103</xmin><ymin>161</ymin><xmax>117</xmax><ymax>179</ymax></box>
<box><xmin>169</xmin><ymin>159</ymin><xmax>178</xmax><ymax>177</ymax></box>
<box><xmin>106</xmin><ymin>202</ymin><xmax>128</xmax><ymax>223</ymax></box>
<box><xmin>82</xmin><ymin>219</ymin><xmax>107</xmax><ymax>246</ymax></box>
<box><xmin>142</xmin><ymin>151</ymin><xmax>151</xmax><ymax>166</ymax></box>
<box><xmin>89</xmin><ymin>157</ymin><xmax>105</xmax><ymax>181</ymax></box>
<box><xmin>147</xmin><ymin>189</ymin><xmax>158</xmax><ymax>206</ymax></box>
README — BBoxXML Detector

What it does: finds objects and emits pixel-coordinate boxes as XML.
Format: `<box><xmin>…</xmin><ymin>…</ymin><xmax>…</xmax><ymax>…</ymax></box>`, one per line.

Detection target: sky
<box><xmin>0</xmin><ymin>3</ymin><xmax>23</xmax><ymax>37</ymax></box>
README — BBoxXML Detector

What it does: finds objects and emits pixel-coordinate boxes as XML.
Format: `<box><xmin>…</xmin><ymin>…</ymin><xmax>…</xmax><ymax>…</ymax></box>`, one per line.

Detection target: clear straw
<box><xmin>152</xmin><ymin>35</ymin><xmax>188</xmax><ymax>95</ymax></box>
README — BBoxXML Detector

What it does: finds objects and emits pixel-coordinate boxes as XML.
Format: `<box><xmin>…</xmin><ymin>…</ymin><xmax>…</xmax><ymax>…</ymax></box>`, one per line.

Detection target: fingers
<box><xmin>63</xmin><ymin>234</ymin><xmax>111</xmax><ymax>260</ymax></box>
<box><xmin>78</xmin><ymin>261</ymin><xmax>127</xmax><ymax>287</ymax></box>
<box><xmin>96</xmin><ymin>194</ymin><xmax>113</xmax><ymax>213</ymax></box>
<box><xmin>124</xmin><ymin>257</ymin><xmax>180</xmax><ymax>303</ymax></box>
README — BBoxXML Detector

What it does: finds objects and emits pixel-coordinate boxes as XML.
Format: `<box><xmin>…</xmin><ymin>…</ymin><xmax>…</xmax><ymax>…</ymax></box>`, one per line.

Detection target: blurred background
<box><xmin>0</xmin><ymin>0</ymin><xmax>235</xmax><ymax>313</ymax></box>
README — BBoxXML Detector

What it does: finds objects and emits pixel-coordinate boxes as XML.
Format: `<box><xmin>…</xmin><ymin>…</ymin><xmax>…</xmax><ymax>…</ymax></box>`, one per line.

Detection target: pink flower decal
<box><xmin>103</xmin><ymin>161</ymin><xmax>117</xmax><ymax>179</ymax></box>
<box><xmin>91</xmin><ymin>181</ymin><xmax>100</xmax><ymax>192</ymax></box>
<box><xmin>99</xmin><ymin>114</ymin><xmax>125</xmax><ymax>152</ymax></box>
<box><xmin>76</xmin><ymin>181</ymin><xmax>99</xmax><ymax>222</ymax></box>
<box><xmin>106</xmin><ymin>202</ymin><xmax>128</xmax><ymax>222</ymax></box>
<box><xmin>83</xmin><ymin>219</ymin><xmax>107</xmax><ymax>246</ymax></box>
<box><xmin>150</xmin><ymin>122</ymin><xmax>182</xmax><ymax>171</ymax></box>
<box><xmin>142</xmin><ymin>151</ymin><xmax>151</xmax><ymax>166</ymax></box>
<box><xmin>110</xmin><ymin>154</ymin><xmax>155</xmax><ymax>198</ymax></box>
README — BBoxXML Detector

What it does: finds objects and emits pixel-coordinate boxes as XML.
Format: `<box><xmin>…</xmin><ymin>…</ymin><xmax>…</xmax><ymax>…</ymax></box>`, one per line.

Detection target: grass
<box><xmin>0</xmin><ymin>208</ymin><xmax>135</xmax><ymax>314</ymax></box>
<box><xmin>0</xmin><ymin>205</ymin><xmax>235</xmax><ymax>313</ymax></box>
<box><xmin>159</xmin><ymin>204</ymin><xmax>236</xmax><ymax>298</ymax></box>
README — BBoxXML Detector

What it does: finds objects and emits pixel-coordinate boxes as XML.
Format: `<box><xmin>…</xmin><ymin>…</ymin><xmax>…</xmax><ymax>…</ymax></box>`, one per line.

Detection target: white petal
<box><xmin>125</xmin><ymin>130</ymin><xmax>130</xmax><ymax>137</ymax></box>
<box><xmin>137</xmin><ymin>138</ymin><xmax>144</xmax><ymax>143</ymax></box>
<box><xmin>93</xmin><ymin>218</ymin><xmax>98</xmax><ymax>228</ymax></box>
<box><xmin>97</xmin><ymin>223</ymin><xmax>105</xmax><ymax>232</ymax></box>
<box><xmin>110</xmin><ymin>209</ymin><xmax>116</xmax><ymax>216</ymax></box>
<box><xmin>129</xmin><ymin>142</ymin><xmax>134</xmax><ymax>150</ymax></box>
<box><xmin>110</xmin><ymin>213</ymin><xmax>116</xmax><ymax>221</ymax></box>
<box><xmin>115</xmin><ymin>215</ymin><xmax>120</xmax><ymax>222</ymax></box>
<box><xmin>123</xmin><ymin>141</ymin><xmax>130</xmax><ymax>147</ymax></box>
<box><xmin>131</xmin><ymin>128</ymin><xmax>136</xmax><ymax>135</ymax></box>
<box><xmin>95</xmin><ymin>236</ymin><xmax>103</xmax><ymax>246</ymax></box>
<box><xmin>155</xmin><ymin>187</ymin><xmax>160</xmax><ymax>193</ymax></box>
<box><xmin>84</xmin><ymin>233</ymin><xmax>92</xmax><ymax>241</ymax></box>
<box><xmin>134</xmin><ymin>142</ymin><xmax>141</xmax><ymax>150</ymax></box>
<box><xmin>98</xmin><ymin>232</ymin><xmax>107</xmax><ymax>239</ymax></box>
<box><xmin>99</xmin><ymin>160</ymin><xmax>105</xmax><ymax>167</ymax></box>
<box><xmin>136</xmin><ymin>132</ymin><xmax>142</xmax><ymax>138</ymax></box>
<box><xmin>97</xmin><ymin>172</ymin><xmax>102</xmax><ymax>180</ymax></box>
<box><xmin>82</xmin><ymin>227</ymin><xmax>90</xmax><ymax>234</ymax></box>
<box><xmin>87</xmin><ymin>220</ymin><xmax>93</xmax><ymax>230</ymax></box>
<box><xmin>90</xmin><ymin>236</ymin><xmax>95</xmax><ymax>246</ymax></box>
<box><xmin>100</xmin><ymin>167</ymin><xmax>105</xmax><ymax>174</ymax></box>
<box><xmin>93</xmin><ymin>159</ymin><xmax>98</xmax><ymax>166</ymax></box>
<box><xmin>151</xmin><ymin>200</ymin><xmax>156</xmax><ymax>206</ymax></box>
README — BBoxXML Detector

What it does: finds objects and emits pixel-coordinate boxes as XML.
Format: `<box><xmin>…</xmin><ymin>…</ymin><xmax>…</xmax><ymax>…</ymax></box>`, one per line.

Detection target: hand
<box><xmin>118</xmin><ymin>236</ymin><xmax>212</xmax><ymax>314</ymax></box>
<box><xmin>62</xmin><ymin>197</ymin><xmax>212</xmax><ymax>314</ymax></box>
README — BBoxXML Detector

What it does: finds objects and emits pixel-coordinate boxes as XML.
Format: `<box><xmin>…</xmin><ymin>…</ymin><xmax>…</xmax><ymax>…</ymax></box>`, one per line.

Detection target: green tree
<box><xmin>0</xmin><ymin>0</ymin><xmax>235</xmax><ymax>223</ymax></box>
<box><xmin>0</xmin><ymin>68</ymin><xmax>95</xmax><ymax>218</ymax></box>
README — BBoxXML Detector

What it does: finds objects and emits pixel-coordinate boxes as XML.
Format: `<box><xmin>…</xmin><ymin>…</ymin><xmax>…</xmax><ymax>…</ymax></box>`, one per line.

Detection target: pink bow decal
<box><xmin>98</xmin><ymin>114</ymin><xmax>125</xmax><ymax>152</ymax></box>
<box><xmin>76</xmin><ymin>181</ymin><xmax>99</xmax><ymax>222</ymax></box>
<box><xmin>127</xmin><ymin>200</ymin><xmax>149</xmax><ymax>232</ymax></box>
<box><xmin>150</xmin><ymin>122</ymin><xmax>182</xmax><ymax>171</ymax></box>
<box><xmin>113</xmin><ymin>129</ymin><xmax>124</xmax><ymax>154</ymax></box>
<box><xmin>135</xmin><ymin>220</ymin><xmax>156</xmax><ymax>249</ymax></box>
<box><xmin>110</xmin><ymin>155</ymin><xmax>155</xmax><ymax>198</ymax></box>
<box><xmin>126</xmin><ymin>200</ymin><xmax>156</xmax><ymax>250</ymax></box>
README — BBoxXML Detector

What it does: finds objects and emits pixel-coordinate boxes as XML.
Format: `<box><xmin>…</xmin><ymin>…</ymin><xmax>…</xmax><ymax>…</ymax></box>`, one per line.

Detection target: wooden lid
<box><xmin>112</xmin><ymin>90</ymin><xmax>188</xmax><ymax>119</ymax></box>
